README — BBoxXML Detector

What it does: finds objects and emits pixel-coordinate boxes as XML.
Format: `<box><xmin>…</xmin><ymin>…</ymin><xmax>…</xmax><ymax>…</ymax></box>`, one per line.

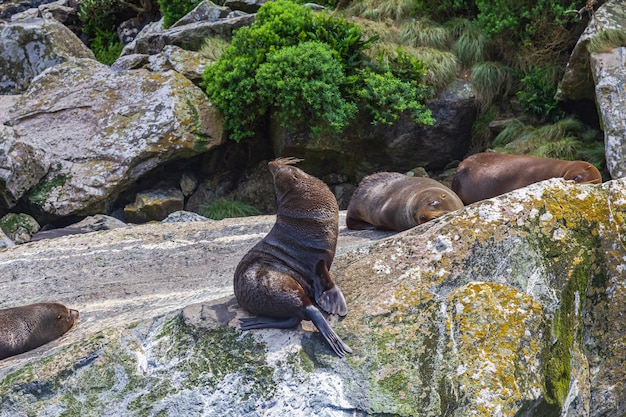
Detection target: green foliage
<box><xmin>90</xmin><ymin>28</ymin><xmax>124</xmax><ymax>65</ymax></box>
<box><xmin>473</xmin><ymin>0</ymin><xmax>579</xmax><ymax>43</ymax></box>
<box><xmin>516</xmin><ymin>65</ymin><xmax>565</xmax><ymax>123</ymax></box>
<box><xmin>348</xmin><ymin>0</ymin><xmax>416</xmax><ymax>21</ymax></box>
<box><xmin>78</xmin><ymin>0</ymin><xmax>123</xmax><ymax>35</ymax></box>
<box><xmin>355</xmin><ymin>70</ymin><xmax>435</xmax><ymax>126</ymax></box>
<box><xmin>157</xmin><ymin>0</ymin><xmax>202</xmax><ymax>29</ymax></box>
<box><xmin>203</xmin><ymin>0</ymin><xmax>434</xmax><ymax>142</ymax></box>
<box><xmin>256</xmin><ymin>41</ymin><xmax>357</xmax><ymax>134</ymax></box>
<box><xmin>587</xmin><ymin>29</ymin><xmax>626</xmax><ymax>53</ymax></box>
<box><xmin>200</xmin><ymin>199</ymin><xmax>260</xmax><ymax>220</ymax></box>
<box><xmin>469</xmin><ymin>106</ymin><xmax>497</xmax><ymax>152</ymax></box>
<box><xmin>399</xmin><ymin>18</ymin><xmax>452</xmax><ymax>49</ymax></box>
<box><xmin>452</xmin><ymin>23</ymin><xmax>488</xmax><ymax>68</ymax></box>
<box><xmin>493</xmin><ymin>118</ymin><xmax>604</xmax><ymax>167</ymax></box>
<box><xmin>413</xmin><ymin>0</ymin><xmax>478</xmax><ymax>21</ymax></box>
<box><xmin>198</xmin><ymin>36</ymin><xmax>230</xmax><ymax>61</ymax></box>
<box><xmin>470</xmin><ymin>61</ymin><xmax>512</xmax><ymax>112</ymax></box>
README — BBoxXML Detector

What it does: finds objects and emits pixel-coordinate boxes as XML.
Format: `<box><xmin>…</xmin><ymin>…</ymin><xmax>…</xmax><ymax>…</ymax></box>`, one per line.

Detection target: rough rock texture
<box><xmin>0</xmin><ymin>212</ymin><xmax>40</xmax><ymax>243</ymax></box>
<box><xmin>0</xmin><ymin>179</ymin><xmax>624</xmax><ymax>416</ymax></box>
<box><xmin>1</xmin><ymin>58</ymin><xmax>224</xmax><ymax>220</ymax></box>
<box><xmin>31</xmin><ymin>214</ymin><xmax>128</xmax><ymax>241</ymax></box>
<box><xmin>120</xmin><ymin>6</ymin><xmax>255</xmax><ymax>56</ymax></box>
<box><xmin>0</xmin><ymin>18</ymin><xmax>94</xmax><ymax>94</ymax></box>
<box><xmin>557</xmin><ymin>0</ymin><xmax>626</xmax><ymax>179</ymax></box>
<box><xmin>271</xmin><ymin>78</ymin><xmax>476</xmax><ymax>180</ymax></box>
<box><xmin>124</xmin><ymin>187</ymin><xmax>185</xmax><ymax>223</ymax></box>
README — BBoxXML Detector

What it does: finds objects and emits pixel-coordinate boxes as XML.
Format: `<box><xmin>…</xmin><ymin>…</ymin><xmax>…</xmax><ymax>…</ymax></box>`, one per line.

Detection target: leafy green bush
<box><xmin>200</xmin><ymin>199</ymin><xmax>260</xmax><ymax>220</ymax></box>
<box><xmin>90</xmin><ymin>28</ymin><xmax>124</xmax><ymax>65</ymax></box>
<box><xmin>413</xmin><ymin>0</ymin><xmax>478</xmax><ymax>21</ymax></box>
<box><xmin>203</xmin><ymin>0</ymin><xmax>434</xmax><ymax>142</ymax></box>
<box><xmin>473</xmin><ymin>0</ymin><xmax>579</xmax><ymax>43</ymax></box>
<box><xmin>516</xmin><ymin>66</ymin><xmax>565</xmax><ymax>123</ymax></box>
<box><xmin>256</xmin><ymin>41</ymin><xmax>357</xmax><ymax>134</ymax></box>
<box><xmin>157</xmin><ymin>0</ymin><xmax>202</xmax><ymax>29</ymax></box>
<box><xmin>78</xmin><ymin>0</ymin><xmax>123</xmax><ymax>35</ymax></box>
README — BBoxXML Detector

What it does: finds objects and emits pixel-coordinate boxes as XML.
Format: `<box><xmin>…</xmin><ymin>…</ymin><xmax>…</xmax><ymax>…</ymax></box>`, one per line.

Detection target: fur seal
<box><xmin>0</xmin><ymin>302</ymin><xmax>79</xmax><ymax>360</ymax></box>
<box><xmin>233</xmin><ymin>157</ymin><xmax>352</xmax><ymax>357</ymax></box>
<box><xmin>346</xmin><ymin>172</ymin><xmax>464</xmax><ymax>231</ymax></box>
<box><xmin>451</xmin><ymin>152</ymin><xmax>602</xmax><ymax>205</ymax></box>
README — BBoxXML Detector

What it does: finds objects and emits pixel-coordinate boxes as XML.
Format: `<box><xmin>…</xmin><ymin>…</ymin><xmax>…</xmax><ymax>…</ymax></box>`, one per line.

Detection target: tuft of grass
<box><xmin>346</xmin><ymin>0</ymin><xmax>415</xmax><ymax>21</ymax></box>
<box><xmin>587</xmin><ymin>29</ymin><xmax>626</xmax><ymax>54</ymax></box>
<box><xmin>399</xmin><ymin>18</ymin><xmax>452</xmax><ymax>50</ymax></box>
<box><xmin>492</xmin><ymin>118</ymin><xmax>605</xmax><ymax>167</ymax></box>
<box><xmin>411</xmin><ymin>47</ymin><xmax>459</xmax><ymax>91</ymax></box>
<box><xmin>199</xmin><ymin>36</ymin><xmax>230</xmax><ymax>61</ymax></box>
<box><xmin>350</xmin><ymin>17</ymin><xmax>400</xmax><ymax>44</ymax></box>
<box><xmin>200</xmin><ymin>198</ymin><xmax>260</xmax><ymax>220</ymax></box>
<box><xmin>452</xmin><ymin>24</ymin><xmax>488</xmax><ymax>69</ymax></box>
<box><xmin>470</xmin><ymin>61</ymin><xmax>512</xmax><ymax>113</ymax></box>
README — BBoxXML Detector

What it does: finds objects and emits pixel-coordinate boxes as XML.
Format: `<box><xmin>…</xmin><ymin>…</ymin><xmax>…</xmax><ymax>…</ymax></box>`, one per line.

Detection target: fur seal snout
<box><xmin>0</xmin><ymin>302</ymin><xmax>79</xmax><ymax>360</ymax></box>
<box><xmin>346</xmin><ymin>172</ymin><xmax>464</xmax><ymax>231</ymax></box>
<box><xmin>234</xmin><ymin>157</ymin><xmax>351</xmax><ymax>357</ymax></box>
<box><xmin>452</xmin><ymin>152</ymin><xmax>602</xmax><ymax>205</ymax></box>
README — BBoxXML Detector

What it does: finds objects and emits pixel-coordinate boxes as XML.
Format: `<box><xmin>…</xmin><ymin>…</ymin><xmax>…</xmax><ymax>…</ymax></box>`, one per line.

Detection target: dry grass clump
<box><xmin>346</xmin><ymin>0</ymin><xmax>414</xmax><ymax>21</ymax></box>
<box><xmin>199</xmin><ymin>36</ymin><xmax>230</xmax><ymax>61</ymax></box>
<box><xmin>587</xmin><ymin>29</ymin><xmax>626</xmax><ymax>53</ymax></box>
<box><xmin>399</xmin><ymin>18</ymin><xmax>452</xmax><ymax>49</ymax></box>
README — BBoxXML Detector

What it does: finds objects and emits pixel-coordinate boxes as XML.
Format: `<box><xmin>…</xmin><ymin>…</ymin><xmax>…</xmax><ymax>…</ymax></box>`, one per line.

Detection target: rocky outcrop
<box><xmin>557</xmin><ymin>0</ymin><xmax>626</xmax><ymax>179</ymax></box>
<box><xmin>271</xmin><ymin>78</ymin><xmax>476</xmax><ymax>179</ymax></box>
<box><xmin>1</xmin><ymin>58</ymin><xmax>224</xmax><ymax>221</ymax></box>
<box><xmin>120</xmin><ymin>1</ymin><xmax>255</xmax><ymax>56</ymax></box>
<box><xmin>0</xmin><ymin>17</ymin><xmax>94</xmax><ymax>94</ymax></box>
<box><xmin>0</xmin><ymin>178</ymin><xmax>624</xmax><ymax>416</ymax></box>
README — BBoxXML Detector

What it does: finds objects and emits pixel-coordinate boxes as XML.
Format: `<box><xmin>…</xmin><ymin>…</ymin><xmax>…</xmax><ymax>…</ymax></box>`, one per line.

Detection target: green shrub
<box><xmin>78</xmin><ymin>0</ymin><xmax>123</xmax><ymax>35</ymax></box>
<box><xmin>157</xmin><ymin>0</ymin><xmax>202</xmax><ymax>29</ymax></box>
<box><xmin>355</xmin><ymin>70</ymin><xmax>435</xmax><ymax>126</ymax></box>
<box><xmin>203</xmin><ymin>0</ymin><xmax>434</xmax><ymax>142</ymax></box>
<box><xmin>473</xmin><ymin>0</ymin><xmax>579</xmax><ymax>43</ymax></box>
<box><xmin>256</xmin><ymin>41</ymin><xmax>358</xmax><ymax>134</ymax></box>
<box><xmin>200</xmin><ymin>199</ymin><xmax>260</xmax><ymax>220</ymax></box>
<box><xmin>90</xmin><ymin>28</ymin><xmax>124</xmax><ymax>65</ymax></box>
<box><xmin>413</xmin><ymin>0</ymin><xmax>478</xmax><ymax>21</ymax></box>
<box><xmin>516</xmin><ymin>65</ymin><xmax>565</xmax><ymax>123</ymax></box>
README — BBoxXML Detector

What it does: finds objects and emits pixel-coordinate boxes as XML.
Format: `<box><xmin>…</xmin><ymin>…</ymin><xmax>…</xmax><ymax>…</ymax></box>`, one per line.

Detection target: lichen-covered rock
<box><xmin>0</xmin><ymin>18</ymin><xmax>94</xmax><ymax>94</ymax></box>
<box><xmin>124</xmin><ymin>187</ymin><xmax>185</xmax><ymax>223</ymax></box>
<box><xmin>0</xmin><ymin>212</ymin><xmax>40</xmax><ymax>243</ymax></box>
<box><xmin>1</xmin><ymin>58</ymin><xmax>224</xmax><ymax>221</ymax></box>
<box><xmin>556</xmin><ymin>0</ymin><xmax>626</xmax><ymax>179</ymax></box>
<box><xmin>0</xmin><ymin>179</ymin><xmax>624</xmax><ymax>416</ymax></box>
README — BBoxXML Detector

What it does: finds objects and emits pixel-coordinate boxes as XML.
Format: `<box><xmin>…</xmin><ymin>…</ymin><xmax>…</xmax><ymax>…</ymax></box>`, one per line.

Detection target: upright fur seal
<box><xmin>234</xmin><ymin>158</ymin><xmax>352</xmax><ymax>357</ymax></box>
<box><xmin>346</xmin><ymin>172</ymin><xmax>464</xmax><ymax>231</ymax></box>
<box><xmin>0</xmin><ymin>302</ymin><xmax>79</xmax><ymax>360</ymax></box>
<box><xmin>452</xmin><ymin>152</ymin><xmax>602</xmax><ymax>205</ymax></box>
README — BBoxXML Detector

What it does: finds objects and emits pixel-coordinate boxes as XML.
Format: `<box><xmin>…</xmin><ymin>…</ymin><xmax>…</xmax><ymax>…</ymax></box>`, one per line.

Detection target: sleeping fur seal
<box><xmin>346</xmin><ymin>172</ymin><xmax>464</xmax><ymax>231</ymax></box>
<box><xmin>451</xmin><ymin>152</ymin><xmax>602</xmax><ymax>205</ymax></box>
<box><xmin>234</xmin><ymin>157</ymin><xmax>351</xmax><ymax>357</ymax></box>
<box><xmin>0</xmin><ymin>302</ymin><xmax>79</xmax><ymax>360</ymax></box>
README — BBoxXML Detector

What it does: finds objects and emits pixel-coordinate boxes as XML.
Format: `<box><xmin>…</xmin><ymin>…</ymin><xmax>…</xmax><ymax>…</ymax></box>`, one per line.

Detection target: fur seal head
<box><xmin>0</xmin><ymin>302</ymin><xmax>79</xmax><ymax>360</ymax></box>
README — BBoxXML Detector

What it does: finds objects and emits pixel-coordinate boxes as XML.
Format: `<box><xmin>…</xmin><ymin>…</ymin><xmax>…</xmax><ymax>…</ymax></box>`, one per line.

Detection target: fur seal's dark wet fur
<box><xmin>234</xmin><ymin>158</ymin><xmax>351</xmax><ymax>357</ymax></box>
<box><xmin>346</xmin><ymin>172</ymin><xmax>464</xmax><ymax>231</ymax></box>
<box><xmin>0</xmin><ymin>302</ymin><xmax>79</xmax><ymax>360</ymax></box>
<box><xmin>452</xmin><ymin>152</ymin><xmax>603</xmax><ymax>205</ymax></box>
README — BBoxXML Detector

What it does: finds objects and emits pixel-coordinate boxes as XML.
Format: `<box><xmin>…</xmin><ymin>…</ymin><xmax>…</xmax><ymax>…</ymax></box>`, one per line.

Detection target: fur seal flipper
<box><xmin>0</xmin><ymin>302</ymin><xmax>79</xmax><ymax>360</ymax></box>
<box><xmin>234</xmin><ymin>158</ymin><xmax>351</xmax><ymax>357</ymax></box>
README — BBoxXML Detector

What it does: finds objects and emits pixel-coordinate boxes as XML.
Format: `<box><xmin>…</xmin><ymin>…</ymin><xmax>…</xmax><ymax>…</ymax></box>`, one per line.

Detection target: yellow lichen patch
<box><xmin>447</xmin><ymin>282</ymin><xmax>544</xmax><ymax>416</ymax></box>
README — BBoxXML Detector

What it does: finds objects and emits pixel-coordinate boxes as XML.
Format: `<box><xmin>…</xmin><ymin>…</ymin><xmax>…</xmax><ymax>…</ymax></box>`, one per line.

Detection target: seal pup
<box><xmin>0</xmin><ymin>303</ymin><xmax>79</xmax><ymax>360</ymax></box>
<box><xmin>451</xmin><ymin>152</ymin><xmax>602</xmax><ymax>205</ymax></box>
<box><xmin>234</xmin><ymin>157</ymin><xmax>352</xmax><ymax>357</ymax></box>
<box><xmin>346</xmin><ymin>172</ymin><xmax>464</xmax><ymax>231</ymax></box>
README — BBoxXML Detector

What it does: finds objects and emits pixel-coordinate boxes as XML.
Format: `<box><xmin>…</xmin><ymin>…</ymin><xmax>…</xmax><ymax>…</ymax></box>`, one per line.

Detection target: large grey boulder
<box><xmin>0</xmin><ymin>178</ymin><xmax>624</xmax><ymax>416</ymax></box>
<box><xmin>1</xmin><ymin>58</ymin><xmax>224</xmax><ymax>220</ymax></box>
<box><xmin>557</xmin><ymin>0</ymin><xmax>626</xmax><ymax>179</ymax></box>
<box><xmin>0</xmin><ymin>17</ymin><xmax>94</xmax><ymax>94</ymax></box>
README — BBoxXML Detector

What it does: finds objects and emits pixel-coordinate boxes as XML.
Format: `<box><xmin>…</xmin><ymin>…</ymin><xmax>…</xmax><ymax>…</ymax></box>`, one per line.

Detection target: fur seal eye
<box><xmin>57</xmin><ymin>315</ymin><xmax>62</xmax><ymax>320</ymax></box>
<box><xmin>419</xmin><ymin>215</ymin><xmax>427</xmax><ymax>222</ymax></box>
